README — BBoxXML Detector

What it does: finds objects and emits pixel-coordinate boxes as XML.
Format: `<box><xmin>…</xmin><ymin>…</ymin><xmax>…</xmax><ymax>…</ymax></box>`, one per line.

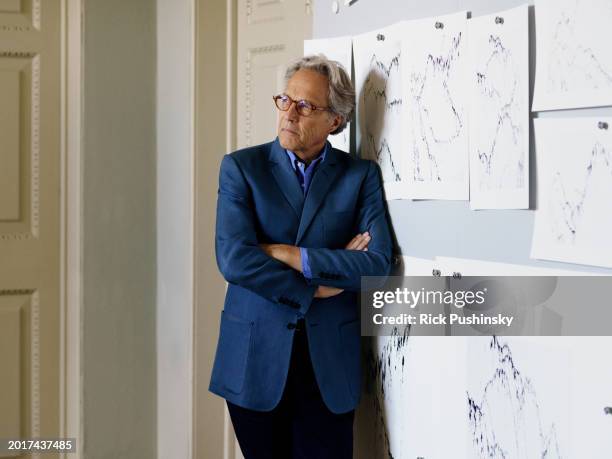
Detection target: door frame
<box><xmin>193</xmin><ymin>0</ymin><xmax>239</xmax><ymax>457</ymax></box>
<box><xmin>62</xmin><ymin>0</ymin><xmax>83</xmax><ymax>457</ymax></box>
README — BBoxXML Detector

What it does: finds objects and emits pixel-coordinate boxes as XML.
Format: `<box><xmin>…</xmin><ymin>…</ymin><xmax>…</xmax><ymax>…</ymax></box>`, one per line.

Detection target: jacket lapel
<box><xmin>269</xmin><ymin>138</ymin><xmax>304</xmax><ymax>218</ymax></box>
<box><xmin>296</xmin><ymin>147</ymin><xmax>345</xmax><ymax>245</ymax></box>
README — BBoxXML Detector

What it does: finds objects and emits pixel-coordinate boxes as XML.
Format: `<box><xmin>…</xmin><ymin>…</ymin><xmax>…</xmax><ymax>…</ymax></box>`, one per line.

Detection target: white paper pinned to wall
<box><xmin>354</xmin><ymin>23</ymin><xmax>409</xmax><ymax>200</ymax></box>
<box><xmin>531</xmin><ymin>118</ymin><xmax>612</xmax><ymax>269</ymax></box>
<box><xmin>533</xmin><ymin>0</ymin><xmax>612</xmax><ymax>111</ymax></box>
<box><xmin>468</xmin><ymin>5</ymin><xmax>530</xmax><ymax>209</ymax></box>
<box><xmin>402</xmin><ymin>11</ymin><xmax>470</xmax><ymax>200</ymax></box>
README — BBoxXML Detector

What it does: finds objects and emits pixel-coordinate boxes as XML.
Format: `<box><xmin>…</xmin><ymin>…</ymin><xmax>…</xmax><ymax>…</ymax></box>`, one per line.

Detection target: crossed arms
<box><xmin>260</xmin><ymin>232</ymin><xmax>371</xmax><ymax>298</ymax></box>
<box><xmin>215</xmin><ymin>154</ymin><xmax>392</xmax><ymax>314</ymax></box>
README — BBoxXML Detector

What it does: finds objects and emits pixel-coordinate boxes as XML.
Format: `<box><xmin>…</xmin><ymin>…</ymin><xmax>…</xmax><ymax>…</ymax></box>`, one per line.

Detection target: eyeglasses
<box><xmin>273</xmin><ymin>94</ymin><xmax>331</xmax><ymax>117</ymax></box>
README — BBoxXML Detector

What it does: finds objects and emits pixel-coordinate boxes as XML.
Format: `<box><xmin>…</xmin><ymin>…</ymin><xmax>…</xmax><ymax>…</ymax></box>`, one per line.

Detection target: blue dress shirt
<box><xmin>285</xmin><ymin>144</ymin><xmax>328</xmax><ymax>279</ymax></box>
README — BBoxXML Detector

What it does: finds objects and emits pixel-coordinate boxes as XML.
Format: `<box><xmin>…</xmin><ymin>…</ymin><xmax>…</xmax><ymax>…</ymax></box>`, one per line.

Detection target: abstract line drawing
<box><xmin>303</xmin><ymin>36</ymin><xmax>353</xmax><ymax>153</ymax></box>
<box><xmin>358</xmin><ymin>332</ymin><xmax>470</xmax><ymax>458</ymax></box>
<box><xmin>532</xmin><ymin>118</ymin><xmax>612</xmax><ymax>269</ymax></box>
<box><xmin>361</xmin><ymin>328</ymin><xmax>410</xmax><ymax>459</ymax></box>
<box><xmin>354</xmin><ymin>23</ymin><xmax>408</xmax><ymax>200</ymax></box>
<box><xmin>533</xmin><ymin>0</ymin><xmax>612</xmax><ymax>111</ymax></box>
<box><xmin>467</xmin><ymin>337</ymin><xmax>564</xmax><ymax>458</ymax></box>
<box><xmin>548</xmin><ymin>142</ymin><xmax>612</xmax><ymax>246</ymax></box>
<box><xmin>468</xmin><ymin>6</ymin><xmax>529</xmax><ymax>209</ymax></box>
<box><xmin>550</xmin><ymin>142</ymin><xmax>612</xmax><ymax>243</ymax></box>
<box><xmin>403</xmin><ymin>12</ymin><xmax>469</xmax><ymax>200</ymax></box>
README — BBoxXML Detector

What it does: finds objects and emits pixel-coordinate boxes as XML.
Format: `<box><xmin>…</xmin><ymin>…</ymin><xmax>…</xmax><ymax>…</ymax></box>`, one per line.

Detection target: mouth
<box><xmin>281</xmin><ymin>127</ymin><xmax>298</xmax><ymax>136</ymax></box>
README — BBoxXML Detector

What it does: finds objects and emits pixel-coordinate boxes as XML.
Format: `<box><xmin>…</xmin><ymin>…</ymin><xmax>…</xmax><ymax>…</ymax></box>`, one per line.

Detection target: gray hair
<box><xmin>285</xmin><ymin>54</ymin><xmax>355</xmax><ymax>135</ymax></box>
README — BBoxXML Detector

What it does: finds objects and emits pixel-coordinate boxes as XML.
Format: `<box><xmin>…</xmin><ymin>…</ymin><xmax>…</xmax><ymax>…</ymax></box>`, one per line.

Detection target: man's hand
<box><xmin>314</xmin><ymin>285</ymin><xmax>344</xmax><ymax>298</ymax></box>
<box><xmin>345</xmin><ymin>231</ymin><xmax>370</xmax><ymax>251</ymax></box>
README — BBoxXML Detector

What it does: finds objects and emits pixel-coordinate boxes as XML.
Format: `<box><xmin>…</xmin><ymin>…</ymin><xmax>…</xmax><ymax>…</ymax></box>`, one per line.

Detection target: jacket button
<box><xmin>287</xmin><ymin>323</ymin><xmax>296</xmax><ymax>330</ymax></box>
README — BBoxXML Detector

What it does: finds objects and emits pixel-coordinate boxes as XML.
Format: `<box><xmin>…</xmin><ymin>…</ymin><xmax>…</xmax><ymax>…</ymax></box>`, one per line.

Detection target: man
<box><xmin>209</xmin><ymin>55</ymin><xmax>393</xmax><ymax>458</ymax></box>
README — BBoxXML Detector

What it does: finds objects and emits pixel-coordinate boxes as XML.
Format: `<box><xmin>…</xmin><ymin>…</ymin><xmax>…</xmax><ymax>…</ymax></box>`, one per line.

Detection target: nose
<box><xmin>285</xmin><ymin>100</ymin><xmax>299</xmax><ymax>122</ymax></box>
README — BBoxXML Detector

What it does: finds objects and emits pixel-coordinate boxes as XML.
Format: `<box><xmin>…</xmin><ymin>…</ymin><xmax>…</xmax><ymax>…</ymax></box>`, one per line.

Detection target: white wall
<box><xmin>156</xmin><ymin>1</ymin><xmax>195</xmax><ymax>458</ymax></box>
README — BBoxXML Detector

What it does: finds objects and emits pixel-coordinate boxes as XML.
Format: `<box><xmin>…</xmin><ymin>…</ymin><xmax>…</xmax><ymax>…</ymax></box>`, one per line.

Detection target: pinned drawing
<box><xmin>532</xmin><ymin>118</ymin><xmax>612</xmax><ymax>268</ymax></box>
<box><xmin>402</xmin><ymin>12</ymin><xmax>470</xmax><ymax>200</ymax></box>
<box><xmin>468</xmin><ymin>6</ymin><xmax>529</xmax><ymax>209</ymax></box>
<box><xmin>358</xmin><ymin>333</ymin><xmax>469</xmax><ymax>459</ymax></box>
<box><xmin>533</xmin><ymin>0</ymin><xmax>612</xmax><ymax>111</ymax></box>
<box><xmin>354</xmin><ymin>23</ymin><xmax>407</xmax><ymax>200</ymax></box>
<box><xmin>467</xmin><ymin>336</ymin><xmax>568</xmax><ymax>458</ymax></box>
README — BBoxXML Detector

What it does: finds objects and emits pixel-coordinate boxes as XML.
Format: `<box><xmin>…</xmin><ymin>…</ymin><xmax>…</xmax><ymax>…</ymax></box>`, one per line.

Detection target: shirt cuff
<box><xmin>300</xmin><ymin>247</ymin><xmax>312</xmax><ymax>279</ymax></box>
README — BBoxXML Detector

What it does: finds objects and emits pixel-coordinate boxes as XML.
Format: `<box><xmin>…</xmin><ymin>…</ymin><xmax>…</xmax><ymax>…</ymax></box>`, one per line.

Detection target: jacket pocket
<box><xmin>211</xmin><ymin>311</ymin><xmax>253</xmax><ymax>394</ymax></box>
<box><xmin>339</xmin><ymin>318</ymin><xmax>361</xmax><ymax>400</ymax></box>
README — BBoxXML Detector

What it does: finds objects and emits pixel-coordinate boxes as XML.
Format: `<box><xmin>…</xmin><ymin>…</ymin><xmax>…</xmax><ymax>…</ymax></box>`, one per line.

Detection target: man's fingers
<box><xmin>345</xmin><ymin>234</ymin><xmax>362</xmax><ymax>250</ymax></box>
<box><xmin>352</xmin><ymin>232</ymin><xmax>370</xmax><ymax>251</ymax></box>
<box><xmin>345</xmin><ymin>232</ymin><xmax>371</xmax><ymax>250</ymax></box>
<box><xmin>315</xmin><ymin>285</ymin><xmax>344</xmax><ymax>298</ymax></box>
<box><xmin>354</xmin><ymin>233</ymin><xmax>370</xmax><ymax>251</ymax></box>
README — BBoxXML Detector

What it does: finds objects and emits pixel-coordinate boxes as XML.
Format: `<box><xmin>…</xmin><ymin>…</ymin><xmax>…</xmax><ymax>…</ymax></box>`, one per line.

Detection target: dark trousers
<box><xmin>227</xmin><ymin>320</ymin><xmax>354</xmax><ymax>459</ymax></box>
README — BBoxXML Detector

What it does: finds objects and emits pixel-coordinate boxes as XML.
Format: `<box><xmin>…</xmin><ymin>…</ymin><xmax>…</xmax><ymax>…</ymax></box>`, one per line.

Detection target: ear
<box><xmin>328</xmin><ymin>114</ymin><xmax>342</xmax><ymax>134</ymax></box>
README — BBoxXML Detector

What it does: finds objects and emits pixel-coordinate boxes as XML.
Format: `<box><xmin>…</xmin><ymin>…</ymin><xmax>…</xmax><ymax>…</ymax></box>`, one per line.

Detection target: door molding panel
<box><xmin>0</xmin><ymin>0</ymin><xmax>41</xmax><ymax>32</ymax></box>
<box><xmin>0</xmin><ymin>52</ymin><xmax>40</xmax><ymax>240</ymax></box>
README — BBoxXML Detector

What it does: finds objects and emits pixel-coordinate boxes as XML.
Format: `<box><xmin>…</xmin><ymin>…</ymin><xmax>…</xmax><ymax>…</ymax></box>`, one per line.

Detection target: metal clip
<box><xmin>432</xmin><ymin>269</ymin><xmax>441</xmax><ymax>277</ymax></box>
<box><xmin>598</xmin><ymin>121</ymin><xmax>609</xmax><ymax>130</ymax></box>
<box><xmin>495</xmin><ymin>16</ymin><xmax>504</xmax><ymax>24</ymax></box>
<box><xmin>435</xmin><ymin>21</ymin><xmax>444</xmax><ymax>29</ymax></box>
<box><xmin>452</xmin><ymin>272</ymin><xmax>462</xmax><ymax>279</ymax></box>
<box><xmin>376</xmin><ymin>33</ymin><xmax>385</xmax><ymax>41</ymax></box>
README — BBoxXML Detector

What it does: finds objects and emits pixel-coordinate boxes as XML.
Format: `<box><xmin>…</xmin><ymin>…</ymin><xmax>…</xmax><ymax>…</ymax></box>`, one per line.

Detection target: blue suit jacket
<box><xmin>209</xmin><ymin>138</ymin><xmax>392</xmax><ymax>414</ymax></box>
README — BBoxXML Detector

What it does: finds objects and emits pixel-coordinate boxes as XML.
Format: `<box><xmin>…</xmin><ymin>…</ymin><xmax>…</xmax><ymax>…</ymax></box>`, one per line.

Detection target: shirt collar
<box><xmin>285</xmin><ymin>142</ymin><xmax>329</xmax><ymax>171</ymax></box>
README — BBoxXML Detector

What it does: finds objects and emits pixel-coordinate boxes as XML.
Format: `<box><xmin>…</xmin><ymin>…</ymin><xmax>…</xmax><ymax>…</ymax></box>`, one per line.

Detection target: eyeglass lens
<box><xmin>276</xmin><ymin>95</ymin><xmax>313</xmax><ymax>116</ymax></box>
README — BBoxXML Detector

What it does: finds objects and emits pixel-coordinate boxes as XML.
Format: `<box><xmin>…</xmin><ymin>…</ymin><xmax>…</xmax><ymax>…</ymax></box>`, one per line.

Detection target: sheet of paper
<box><xmin>360</xmin><ymin>334</ymin><xmax>469</xmax><ymax>458</ymax></box>
<box><xmin>468</xmin><ymin>6</ymin><xmax>529</xmax><ymax>209</ymax></box>
<box><xmin>566</xmin><ymin>337</ymin><xmax>612</xmax><ymax>458</ymax></box>
<box><xmin>402</xmin><ymin>12</ymin><xmax>470</xmax><ymax>200</ymax></box>
<box><xmin>354</xmin><ymin>23</ymin><xmax>409</xmax><ymax>200</ymax></box>
<box><xmin>467</xmin><ymin>336</ymin><xmax>571</xmax><ymax>458</ymax></box>
<box><xmin>532</xmin><ymin>0</ymin><xmax>612</xmax><ymax>111</ymax></box>
<box><xmin>303</xmin><ymin>36</ymin><xmax>353</xmax><ymax>153</ymax></box>
<box><xmin>531</xmin><ymin>118</ymin><xmax>612</xmax><ymax>269</ymax></box>
<box><xmin>469</xmin><ymin>335</ymin><xmax>612</xmax><ymax>459</ymax></box>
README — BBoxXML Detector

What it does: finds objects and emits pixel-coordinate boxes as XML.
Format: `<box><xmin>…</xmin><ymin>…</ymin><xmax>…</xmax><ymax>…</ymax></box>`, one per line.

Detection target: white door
<box><xmin>0</xmin><ymin>0</ymin><xmax>63</xmax><ymax>454</ymax></box>
<box><xmin>235</xmin><ymin>0</ymin><xmax>313</xmax><ymax>148</ymax></box>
